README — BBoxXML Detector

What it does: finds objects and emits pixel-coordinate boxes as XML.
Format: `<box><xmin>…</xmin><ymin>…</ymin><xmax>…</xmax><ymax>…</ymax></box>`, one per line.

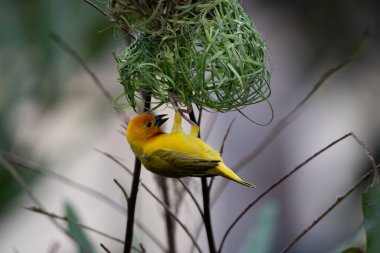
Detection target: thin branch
<box><xmin>218</xmin><ymin>130</ymin><xmax>377</xmax><ymax>252</ymax></box>
<box><xmin>209</xmin><ymin>118</ymin><xmax>236</xmax><ymax>189</ymax></box>
<box><xmin>235</xmin><ymin>31</ymin><xmax>369</xmax><ymax>173</ymax></box>
<box><xmin>191</xmin><ymin>117</ymin><xmax>237</xmax><ymax>253</ymax></box>
<box><xmin>82</xmin><ymin>0</ymin><xmax>108</xmax><ymax>17</ymax></box>
<box><xmin>173</xmin><ymin>178</ymin><xmax>193</xmax><ymax>214</ymax></box>
<box><xmin>0</xmin><ymin>156</ymin><xmax>90</xmax><ymax>253</ymax></box>
<box><xmin>202</xmin><ymin>178</ymin><xmax>215</xmax><ymax>252</ymax></box>
<box><xmin>26</xmin><ymin>206</ymin><xmax>125</xmax><ymax>245</ymax></box>
<box><xmin>114</xmin><ymin>179</ymin><xmax>130</xmax><ymax>206</ymax></box>
<box><xmin>124</xmin><ymin>158</ymin><xmax>142</xmax><ymax>253</ymax></box>
<box><xmin>177</xmin><ymin>179</ymin><xmax>204</xmax><ymax>216</ymax></box>
<box><xmin>189</xmin><ymin>110</ymin><xmax>216</xmax><ymax>253</ymax></box>
<box><xmin>211</xmin><ymin>31</ymin><xmax>369</xmax><ymax>206</ymax></box>
<box><xmin>204</xmin><ymin>114</ymin><xmax>218</xmax><ymax>143</ymax></box>
<box><xmin>281</xmin><ymin>167</ymin><xmax>376</xmax><ymax>253</ymax></box>
<box><xmin>190</xmin><ymin>222</ymin><xmax>204</xmax><ymax>253</ymax></box>
<box><xmin>50</xmin><ymin>31</ymin><xmax>127</xmax><ymax>119</ymax></box>
<box><xmin>49</xmin><ymin>33</ymin><xmax>128</xmax><ymax>121</ymax></box>
<box><xmin>146</xmin><ymin>182</ymin><xmax>201</xmax><ymax>251</ymax></box>
<box><xmin>142</xmin><ymin>177</ymin><xmax>203</xmax><ymax>253</ymax></box>
<box><xmin>218</xmin><ymin>133</ymin><xmax>352</xmax><ymax>252</ymax></box>
<box><xmin>219</xmin><ymin>117</ymin><xmax>236</xmax><ymax>156</ymax></box>
<box><xmin>0</xmin><ymin>150</ymin><xmax>126</xmax><ymax>213</ymax></box>
<box><xmin>124</xmin><ymin>95</ymin><xmax>151</xmax><ymax>253</ymax></box>
<box><xmin>97</xmin><ymin>144</ymin><xmax>202</xmax><ymax>252</ymax></box>
<box><xmin>99</xmin><ymin>147</ymin><xmax>205</xmax><ymax>241</ymax></box>
<box><xmin>139</xmin><ymin>243</ymin><xmax>146</xmax><ymax>253</ymax></box>
<box><xmin>0</xmin><ymin>150</ymin><xmax>165</xmax><ymax>252</ymax></box>
<box><xmin>50</xmin><ymin>33</ymin><xmax>113</xmax><ymax>102</ymax></box>
<box><xmin>157</xmin><ymin>177</ymin><xmax>177</xmax><ymax>253</ymax></box>
<box><xmin>350</xmin><ymin>132</ymin><xmax>378</xmax><ymax>178</ymax></box>
<box><xmin>100</xmin><ymin>243</ymin><xmax>112</xmax><ymax>253</ymax></box>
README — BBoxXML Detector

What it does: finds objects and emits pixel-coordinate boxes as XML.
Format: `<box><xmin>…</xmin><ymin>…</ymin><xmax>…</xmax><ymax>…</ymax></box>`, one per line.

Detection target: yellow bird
<box><xmin>126</xmin><ymin>113</ymin><xmax>254</xmax><ymax>188</ymax></box>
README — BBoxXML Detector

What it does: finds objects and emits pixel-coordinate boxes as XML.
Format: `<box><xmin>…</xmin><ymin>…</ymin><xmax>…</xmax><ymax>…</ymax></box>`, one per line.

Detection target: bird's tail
<box><xmin>217</xmin><ymin>163</ymin><xmax>255</xmax><ymax>188</ymax></box>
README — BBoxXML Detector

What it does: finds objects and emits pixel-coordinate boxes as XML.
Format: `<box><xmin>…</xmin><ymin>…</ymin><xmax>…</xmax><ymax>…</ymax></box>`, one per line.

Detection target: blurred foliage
<box><xmin>362</xmin><ymin>176</ymin><xmax>380</xmax><ymax>253</ymax></box>
<box><xmin>0</xmin><ymin>0</ymin><xmax>113</xmax><ymax>214</ymax></box>
<box><xmin>65</xmin><ymin>202</ymin><xmax>96</xmax><ymax>253</ymax></box>
<box><xmin>238</xmin><ymin>202</ymin><xmax>278</xmax><ymax>253</ymax></box>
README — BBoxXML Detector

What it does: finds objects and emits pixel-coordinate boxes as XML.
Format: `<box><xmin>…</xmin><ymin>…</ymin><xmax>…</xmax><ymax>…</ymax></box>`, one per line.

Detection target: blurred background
<box><xmin>0</xmin><ymin>0</ymin><xmax>379</xmax><ymax>252</ymax></box>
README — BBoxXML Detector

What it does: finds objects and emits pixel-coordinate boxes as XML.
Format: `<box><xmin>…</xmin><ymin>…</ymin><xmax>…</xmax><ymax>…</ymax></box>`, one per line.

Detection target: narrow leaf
<box><xmin>65</xmin><ymin>202</ymin><xmax>95</xmax><ymax>253</ymax></box>
<box><xmin>362</xmin><ymin>177</ymin><xmax>380</xmax><ymax>253</ymax></box>
<box><xmin>238</xmin><ymin>202</ymin><xmax>278</xmax><ymax>253</ymax></box>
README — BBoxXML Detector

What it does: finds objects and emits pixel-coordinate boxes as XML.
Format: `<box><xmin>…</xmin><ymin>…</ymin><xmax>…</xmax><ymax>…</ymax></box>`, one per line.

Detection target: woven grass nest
<box><xmin>109</xmin><ymin>0</ymin><xmax>271</xmax><ymax>113</ymax></box>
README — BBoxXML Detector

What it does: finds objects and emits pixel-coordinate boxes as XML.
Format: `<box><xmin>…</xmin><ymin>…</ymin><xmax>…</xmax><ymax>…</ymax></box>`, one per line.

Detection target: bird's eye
<box><xmin>146</xmin><ymin>122</ymin><xmax>152</xmax><ymax>128</ymax></box>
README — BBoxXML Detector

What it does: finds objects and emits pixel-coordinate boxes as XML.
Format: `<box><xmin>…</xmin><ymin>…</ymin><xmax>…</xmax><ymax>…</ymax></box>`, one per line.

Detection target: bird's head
<box><xmin>126</xmin><ymin>114</ymin><xmax>168</xmax><ymax>145</ymax></box>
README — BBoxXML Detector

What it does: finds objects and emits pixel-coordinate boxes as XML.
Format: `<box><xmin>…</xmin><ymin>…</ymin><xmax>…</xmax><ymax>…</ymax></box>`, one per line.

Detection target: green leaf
<box><xmin>341</xmin><ymin>247</ymin><xmax>365</xmax><ymax>253</ymax></box>
<box><xmin>362</xmin><ymin>177</ymin><xmax>380</xmax><ymax>253</ymax></box>
<box><xmin>64</xmin><ymin>202</ymin><xmax>95</xmax><ymax>253</ymax></box>
<box><xmin>238</xmin><ymin>202</ymin><xmax>278</xmax><ymax>253</ymax></box>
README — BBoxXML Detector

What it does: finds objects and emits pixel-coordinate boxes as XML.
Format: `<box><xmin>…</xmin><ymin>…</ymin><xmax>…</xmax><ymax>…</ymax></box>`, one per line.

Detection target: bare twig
<box><xmin>100</xmin><ymin>243</ymin><xmax>112</xmax><ymax>253</ymax></box>
<box><xmin>211</xmin><ymin>31</ymin><xmax>369</xmax><ymax>206</ymax></box>
<box><xmin>143</xmin><ymin>176</ymin><xmax>203</xmax><ymax>253</ymax></box>
<box><xmin>157</xmin><ymin>176</ymin><xmax>177</xmax><ymax>253</ymax></box>
<box><xmin>218</xmin><ymin>130</ymin><xmax>377</xmax><ymax>252</ymax></box>
<box><xmin>124</xmin><ymin>95</ymin><xmax>151</xmax><ymax>253</ymax></box>
<box><xmin>191</xmin><ymin>117</ymin><xmax>238</xmax><ymax>253</ymax></box>
<box><xmin>350</xmin><ymin>132</ymin><xmax>378</xmax><ymax>178</ymax></box>
<box><xmin>49</xmin><ymin>33</ymin><xmax>128</xmax><ymax>121</ymax></box>
<box><xmin>189</xmin><ymin>110</ymin><xmax>216</xmax><ymax>253</ymax></box>
<box><xmin>97</xmin><ymin>143</ymin><xmax>202</xmax><ymax>252</ymax></box>
<box><xmin>281</xmin><ymin>167</ymin><xmax>376</xmax><ymax>253</ymax></box>
<box><xmin>209</xmin><ymin>118</ymin><xmax>236</xmax><ymax>189</ymax></box>
<box><xmin>50</xmin><ymin>33</ymin><xmax>113</xmax><ymax>102</ymax></box>
<box><xmin>0</xmin><ymin>156</ymin><xmax>90</xmax><ymax>252</ymax></box>
<box><xmin>0</xmin><ymin>150</ymin><xmax>165</xmax><ymax>252</ymax></box>
<box><xmin>26</xmin><ymin>206</ymin><xmax>125</xmax><ymax>244</ymax></box>
<box><xmin>0</xmin><ymin>150</ymin><xmax>126</xmax><ymax>213</ymax></box>
<box><xmin>177</xmin><ymin>179</ymin><xmax>204</xmax><ymax>216</ymax></box>
<box><xmin>139</xmin><ymin>243</ymin><xmax>146</xmax><ymax>253</ymax></box>
<box><xmin>235</xmin><ymin>31</ymin><xmax>369</xmax><ymax>172</ymax></box>
<box><xmin>201</xmin><ymin>177</ymin><xmax>215</xmax><ymax>253</ymax></box>
<box><xmin>114</xmin><ymin>179</ymin><xmax>130</xmax><ymax>206</ymax></box>
<box><xmin>219</xmin><ymin>118</ymin><xmax>236</xmax><ymax>156</ymax></box>
<box><xmin>204</xmin><ymin>114</ymin><xmax>218</xmax><ymax>143</ymax></box>
<box><xmin>218</xmin><ymin>133</ymin><xmax>352</xmax><ymax>252</ymax></box>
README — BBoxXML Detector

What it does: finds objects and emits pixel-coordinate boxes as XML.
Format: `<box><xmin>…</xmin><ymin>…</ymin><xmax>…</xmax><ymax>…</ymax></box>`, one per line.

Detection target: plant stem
<box><xmin>281</xmin><ymin>167</ymin><xmax>375</xmax><ymax>253</ymax></box>
<box><xmin>124</xmin><ymin>95</ymin><xmax>151</xmax><ymax>253</ymax></box>
<box><xmin>159</xmin><ymin>177</ymin><xmax>177</xmax><ymax>253</ymax></box>
<box><xmin>201</xmin><ymin>178</ymin><xmax>216</xmax><ymax>253</ymax></box>
<box><xmin>124</xmin><ymin>158</ymin><xmax>141</xmax><ymax>253</ymax></box>
<box><xmin>189</xmin><ymin>111</ymin><xmax>216</xmax><ymax>253</ymax></box>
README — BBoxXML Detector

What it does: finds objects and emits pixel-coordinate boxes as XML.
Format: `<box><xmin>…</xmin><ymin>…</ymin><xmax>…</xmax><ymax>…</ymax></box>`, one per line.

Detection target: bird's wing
<box><xmin>143</xmin><ymin>149</ymin><xmax>220</xmax><ymax>176</ymax></box>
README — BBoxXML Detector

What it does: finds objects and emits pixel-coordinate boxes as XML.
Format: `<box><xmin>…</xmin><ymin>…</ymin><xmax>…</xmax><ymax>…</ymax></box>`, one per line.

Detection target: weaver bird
<box><xmin>126</xmin><ymin>113</ymin><xmax>254</xmax><ymax>188</ymax></box>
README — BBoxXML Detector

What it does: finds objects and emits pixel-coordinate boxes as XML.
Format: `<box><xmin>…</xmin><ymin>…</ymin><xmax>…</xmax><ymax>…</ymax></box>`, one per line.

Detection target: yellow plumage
<box><xmin>126</xmin><ymin>113</ymin><xmax>254</xmax><ymax>188</ymax></box>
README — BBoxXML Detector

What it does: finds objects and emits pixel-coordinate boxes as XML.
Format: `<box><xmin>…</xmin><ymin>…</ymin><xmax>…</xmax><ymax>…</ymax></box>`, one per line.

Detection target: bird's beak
<box><xmin>154</xmin><ymin>114</ymin><xmax>168</xmax><ymax>127</ymax></box>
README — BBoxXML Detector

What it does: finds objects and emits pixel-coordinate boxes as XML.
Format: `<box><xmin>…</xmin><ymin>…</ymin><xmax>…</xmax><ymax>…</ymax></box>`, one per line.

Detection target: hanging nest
<box><xmin>107</xmin><ymin>0</ymin><xmax>180</xmax><ymax>35</ymax></box>
<box><xmin>109</xmin><ymin>0</ymin><xmax>271</xmax><ymax>113</ymax></box>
